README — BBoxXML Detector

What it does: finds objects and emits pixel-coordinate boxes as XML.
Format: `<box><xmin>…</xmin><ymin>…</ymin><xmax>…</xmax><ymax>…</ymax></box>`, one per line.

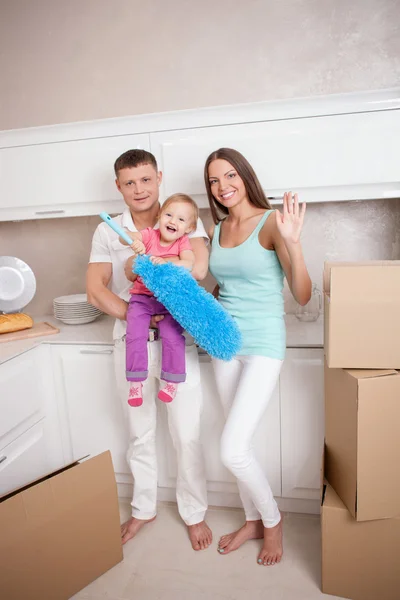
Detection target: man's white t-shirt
<box><xmin>89</xmin><ymin>206</ymin><xmax>209</xmax><ymax>339</ymax></box>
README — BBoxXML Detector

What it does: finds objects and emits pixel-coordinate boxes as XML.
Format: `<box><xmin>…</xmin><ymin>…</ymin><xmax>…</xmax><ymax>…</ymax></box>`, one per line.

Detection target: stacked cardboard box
<box><xmin>322</xmin><ymin>261</ymin><xmax>400</xmax><ymax>600</ymax></box>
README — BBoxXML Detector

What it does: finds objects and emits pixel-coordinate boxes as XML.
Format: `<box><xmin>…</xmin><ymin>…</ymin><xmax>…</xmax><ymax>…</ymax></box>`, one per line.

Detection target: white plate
<box><xmin>53</xmin><ymin>304</ymin><xmax>101</xmax><ymax>310</ymax></box>
<box><xmin>55</xmin><ymin>315</ymin><xmax>100</xmax><ymax>325</ymax></box>
<box><xmin>53</xmin><ymin>304</ymin><xmax>101</xmax><ymax>311</ymax></box>
<box><xmin>53</xmin><ymin>294</ymin><xmax>88</xmax><ymax>304</ymax></box>
<box><xmin>0</xmin><ymin>256</ymin><xmax>36</xmax><ymax>314</ymax></box>
<box><xmin>54</xmin><ymin>308</ymin><xmax>101</xmax><ymax>315</ymax></box>
<box><xmin>54</xmin><ymin>313</ymin><xmax>101</xmax><ymax>320</ymax></box>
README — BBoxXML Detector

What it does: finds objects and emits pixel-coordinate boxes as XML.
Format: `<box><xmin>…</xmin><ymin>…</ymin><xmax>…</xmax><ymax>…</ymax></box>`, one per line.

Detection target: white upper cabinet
<box><xmin>150</xmin><ymin>109</ymin><xmax>400</xmax><ymax>207</ymax></box>
<box><xmin>0</xmin><ymin>133</ymin><xmax>149</xmax><ymax>220</ymax></box>
<box><xmin>0</xmin><ymin>88</ymin><xmax>398</xmax><ymax>220</ymax></box>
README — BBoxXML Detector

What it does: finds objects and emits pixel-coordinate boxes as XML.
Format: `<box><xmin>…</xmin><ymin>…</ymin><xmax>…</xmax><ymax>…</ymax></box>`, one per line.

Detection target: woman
<box><xmin>205</xmin><ymin>148</ymin><xmax>311</xmax><ymax>566</ymax></box>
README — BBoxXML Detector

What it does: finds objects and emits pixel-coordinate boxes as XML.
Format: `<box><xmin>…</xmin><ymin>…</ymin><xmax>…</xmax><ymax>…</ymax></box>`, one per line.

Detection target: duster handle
<box><xmin>99</xmin><ymin>212</ymin><xmax>134</xmax><ymax>246</ymax></box>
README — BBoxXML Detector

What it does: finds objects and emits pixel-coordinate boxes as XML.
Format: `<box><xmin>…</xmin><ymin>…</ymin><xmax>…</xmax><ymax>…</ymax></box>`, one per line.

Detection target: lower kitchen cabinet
<box><xmin>1</xmin><ymin>342</ymin><xmax>324</xmax><ymax>512</ymax></box>
<box><xmin>0</xmin><ymin>419</ymin><xmax>53</xmax><ymax>495</ymax></box>
<box><xmin>280</xmin><ymin>348</ymin><xmax>325</xmax><ymax>500</ymax></box>
<box><xmin>51</xmin><ymin>344</ymin><xmax>130</xmax><ymax>478</ymax></box>
<box><xmin>0</xmin><ymin>345</ymin><xmax>65</xmax><ymax>495</ymax></box>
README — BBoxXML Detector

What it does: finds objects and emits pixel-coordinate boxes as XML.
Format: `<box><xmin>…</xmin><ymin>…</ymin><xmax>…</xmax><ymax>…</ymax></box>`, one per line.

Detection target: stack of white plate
<box><xmin>53</xmin><ymin>294</ymin><xmax>102</xmax><ymax>325</ymax></box>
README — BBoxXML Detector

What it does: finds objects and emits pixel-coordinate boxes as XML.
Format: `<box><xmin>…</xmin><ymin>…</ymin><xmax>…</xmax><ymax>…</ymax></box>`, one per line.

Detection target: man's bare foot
<box><xmin>121</xmin><ymin>516</ymin><xmax>156</xmax><ymax>545</ymax></box>
<box><xmin>257</xmin><ymin>518</ymin><xmax>283</xmax><ymax>566</ymax></box>
<box><xmin>217</xmin><ymin>520</ymin><xmax>264</xmax><ymax>555</ymax></box>
<box><xmin>187</xmin><ymin>520</ymin><xmax>213</xmax><ymax>551</ymax></box>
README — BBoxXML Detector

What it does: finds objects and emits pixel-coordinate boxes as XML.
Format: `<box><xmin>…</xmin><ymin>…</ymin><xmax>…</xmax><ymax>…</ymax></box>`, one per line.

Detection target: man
<box><xmin>87</xmin><ymin>149</ymin><xmax>212</xmax><ymax>550</ymax></box>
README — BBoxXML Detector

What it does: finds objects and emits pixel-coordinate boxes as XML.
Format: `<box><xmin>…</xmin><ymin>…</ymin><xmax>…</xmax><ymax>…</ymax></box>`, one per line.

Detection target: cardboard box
<box><xmin>0</xmin><ymin>451</ymin><xmax>123</xmax><ymax>600</ymax></box>
<box><xmin>325</xmin><ymin>363</ymin><xmax>400</xmax><ymax>521</ymax></box>
<box><xmin>321</xmin><ymin>482</ymin><xmax>400</xmax><ymax>600</ymax></box>
<box><xmin>324</xmin><ymin>261</ymin><xmax>400</xmax><ymax>368</ymax></box>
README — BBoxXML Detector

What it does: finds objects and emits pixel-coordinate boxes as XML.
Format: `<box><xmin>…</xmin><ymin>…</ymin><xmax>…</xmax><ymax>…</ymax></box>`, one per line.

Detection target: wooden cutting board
<box><xmin>0</xmin><ymin>321</ymin><xmax>60</xmax><ymax>343</ymax></box>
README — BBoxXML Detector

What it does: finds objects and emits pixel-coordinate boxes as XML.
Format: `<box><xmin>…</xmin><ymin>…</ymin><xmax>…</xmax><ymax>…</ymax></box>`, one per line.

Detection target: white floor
<box><xmin>71</xmin><ymin>500</ymin><xmax>341</xmax><ymax>600</ymax></box>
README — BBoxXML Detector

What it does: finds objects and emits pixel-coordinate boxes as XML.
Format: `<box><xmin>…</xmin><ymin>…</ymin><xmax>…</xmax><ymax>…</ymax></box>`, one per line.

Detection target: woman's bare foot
<box><xmin>257</xmin><ymin>518</ymin><xmax>283</xmax><ymax>566</ymax></box>
<box><xmin>187</xmin><ymin>520</ymin><xmax>213</xmax><ymax>550</ymax></box>
<box><xmin>120</xmin><ymin>516</ymin><xmax>156</xmax><ymax>545</ymax></box>
<box><xmin>217</xmin><ymin>520</ymin><xmax>264</xmax><ymax>555</ymax></box>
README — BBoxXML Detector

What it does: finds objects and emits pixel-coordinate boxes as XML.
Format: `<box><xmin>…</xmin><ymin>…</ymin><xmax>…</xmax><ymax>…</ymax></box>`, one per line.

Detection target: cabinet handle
<box><xmin>79</xmin><ymin>349</ymin><xmax>113</xmax><ymax>355</ymax></box>
<box><xmin>35</xmin><ymin>210</ymin><xmax>66</xmax><ymax>215</ymax></box>
<box><xmin>0</xmin><ymin>456</ymin><xmax>7</xmax><ymax>465</ymax></box>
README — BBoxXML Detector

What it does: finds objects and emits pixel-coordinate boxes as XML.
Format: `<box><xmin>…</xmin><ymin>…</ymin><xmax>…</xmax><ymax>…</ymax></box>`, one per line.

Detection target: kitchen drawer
<box><xmin>0</xmin><ymin>419</ymin><xmax>51</xmax><ymax>496</ymax></box>
<box><xmin>0</xmin><ymin>349</ymin><xmax>44</xmax><ymax>441</ymax></box>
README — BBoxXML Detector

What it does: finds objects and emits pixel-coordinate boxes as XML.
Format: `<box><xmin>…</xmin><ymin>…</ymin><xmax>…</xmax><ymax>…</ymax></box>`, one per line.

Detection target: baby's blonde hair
<box><xmin>160</xmin><ymin>193</ymin><xmax>198</xmax><ymax>230</ymax></box>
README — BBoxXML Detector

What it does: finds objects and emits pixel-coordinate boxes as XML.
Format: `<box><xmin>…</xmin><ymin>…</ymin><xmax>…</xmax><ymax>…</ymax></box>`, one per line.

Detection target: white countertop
<box><xmin>0</xmin><ymin>313</ymin><xmax>323</xmax><ymax>366</ymax></box>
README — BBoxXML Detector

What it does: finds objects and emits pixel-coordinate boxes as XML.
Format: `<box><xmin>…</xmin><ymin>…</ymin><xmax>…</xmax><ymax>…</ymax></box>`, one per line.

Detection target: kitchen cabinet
<box><xmin>0</xmin><ymin>347</ymin><xmax>44</xmax><ymax>445</ymax></box>
<box><xmin>0</xmin><ymin>420</ymin><xmax>53</xmax><ymax>495</ymax></box>
<box><xmin>0</xmin><ymin>345</ymin><xmax>65</xmax><ymax>495</ymax></box>
<box><xmin>150</xmin><ymin>109</ymin><xmax>399</xmax><ymax>206</ymax></box>
<box><xmin>0</xmin><ymin>133</ymin><xmax>150</xmax><ymax>220</ymax></box>
<box><xmin>1</xmin><ymin>88</ymin><xmax>398</xmax><ymax>221</ymax></box>
<box><xmin>280</xmin><ymin>348</ymin><xmax>325</xmax><ymax>500</ymax></box>
<box><xmin>1</xmin><ymin>341</ymin><xmax>325</xmax><ymax>512</ymax></box>
<box><xmin>51</xmin><ymin>344</ymin><xmax>130</xmax><ymax>479</ymax></box>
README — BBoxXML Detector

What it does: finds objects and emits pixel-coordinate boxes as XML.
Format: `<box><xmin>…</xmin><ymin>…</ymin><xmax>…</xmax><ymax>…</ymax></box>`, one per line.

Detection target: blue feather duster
<box><xmin>134</xmin><ymin>255</ymin><xmax>242</xmax><ymax>360</ymax></box>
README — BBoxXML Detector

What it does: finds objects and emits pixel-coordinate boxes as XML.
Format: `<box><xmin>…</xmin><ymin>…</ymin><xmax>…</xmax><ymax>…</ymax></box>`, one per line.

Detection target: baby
<box><xmin>121</xmin><ymin>193</ymin><xmax>198</xmax><ymax>407</ymax></box>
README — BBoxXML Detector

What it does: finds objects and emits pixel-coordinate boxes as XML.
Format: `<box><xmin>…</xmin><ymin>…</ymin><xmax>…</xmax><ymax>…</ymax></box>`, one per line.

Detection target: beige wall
<box><xmin>1</xmin><ymin>0</ymin><xmax>399</xmax><ymax>130</ymax></box>
<box><xmin>1</xmin><ymin>0</ymin><xmax>400</xmax><ymax>316</ymax></box>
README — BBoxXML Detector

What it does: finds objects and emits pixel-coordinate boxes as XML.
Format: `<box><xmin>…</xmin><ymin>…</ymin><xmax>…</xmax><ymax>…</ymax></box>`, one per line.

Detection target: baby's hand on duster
<box><xmin>131</xmin><ymin>240</ymin><xmax>146</xmax><ymax>255</ymax></box>
<box><xmin>149</xmin><ymin>256</ymin><xmax>166</xmax><ymax>266</ymax></box>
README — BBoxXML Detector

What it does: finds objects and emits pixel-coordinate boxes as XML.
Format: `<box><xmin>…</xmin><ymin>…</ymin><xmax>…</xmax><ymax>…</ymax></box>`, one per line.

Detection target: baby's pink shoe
<box><xmin>158</xmin><ymin>382</ymin><xmax>178</xmax><ymax>403</ymax></box>
<box><xmin>128</xmin><ymin>382</ymin><xmax>143</xmax><ymax>407</ymax></box>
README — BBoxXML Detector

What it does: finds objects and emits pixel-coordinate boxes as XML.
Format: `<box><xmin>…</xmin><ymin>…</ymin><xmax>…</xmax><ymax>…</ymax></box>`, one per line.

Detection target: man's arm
<box><xmin>188</xmin><ymin>237</ymin><xmax>209</xmax><ymax>281</ymax></box>
<box><xmin>124</xmin><ymin>256</ymin><xmax>138</xmax><ymax>283</ymax></box>
<box><xmin>177</xmin><ymin>249</ymin><xmax>195</xmax><ymax>271</ymax></box>
<box><xmin>86</xmin><ymin>262</ymin><xmax>128</xmax><ymax>320</ymax></box>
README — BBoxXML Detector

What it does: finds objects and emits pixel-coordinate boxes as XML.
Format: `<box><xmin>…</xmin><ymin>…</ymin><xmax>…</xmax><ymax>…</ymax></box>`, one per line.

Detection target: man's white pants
<box><xmin>212</xmin><ymin>355</ymin><xmax>282</xmax><ymax>528</ymax></box>
<box><xmin>114</xmin><ymin>335</ymin><xmax>208</xmax><ymax>525</ymax></box>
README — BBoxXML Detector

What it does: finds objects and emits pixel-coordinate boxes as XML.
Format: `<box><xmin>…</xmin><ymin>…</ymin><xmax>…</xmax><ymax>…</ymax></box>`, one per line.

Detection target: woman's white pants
<box><xmin>212</xmin><ymin>355</ymin><xmax>282</xmax><ymax>528</ymax></box>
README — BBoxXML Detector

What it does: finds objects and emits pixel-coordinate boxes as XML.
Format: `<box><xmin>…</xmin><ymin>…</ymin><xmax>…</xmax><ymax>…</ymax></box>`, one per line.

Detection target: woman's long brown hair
<box><xmin>204</xmin><ymin>148</ymin><xmax>272</xmax><ymax>224</ymax></box>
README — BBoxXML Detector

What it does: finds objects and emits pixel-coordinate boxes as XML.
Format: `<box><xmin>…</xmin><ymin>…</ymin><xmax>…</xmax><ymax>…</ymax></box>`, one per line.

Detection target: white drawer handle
<box><xmin>35</xmin><ymin>210</ymin><xmax>66</xmax><ymax>215</ymax></box>
<box><xmin>79</xmin><ymin>349</ymin><xmax>113</xmax><ymax>355</ymax></box>
<box><xmin>0</xmin><ymin>456</ymin><xmax>7</xmax><ymax>465</ymax></box>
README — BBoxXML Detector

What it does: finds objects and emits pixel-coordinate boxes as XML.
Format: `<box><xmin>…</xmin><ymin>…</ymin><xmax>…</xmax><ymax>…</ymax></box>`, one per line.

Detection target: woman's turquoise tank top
<box><xmin>209</xmin><ymin>210</ymin><xmax>285</xmax><ymax>359</ymax></box>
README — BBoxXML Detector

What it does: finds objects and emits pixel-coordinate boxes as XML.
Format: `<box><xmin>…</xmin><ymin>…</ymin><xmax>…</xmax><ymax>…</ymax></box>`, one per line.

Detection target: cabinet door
<box><xmin>52</xmin><ymin>345</ymin><xmax>129</xmax><ymax>477</ymax></box>
<box><xmin>0</xmin><ymin>133</ymin><xmax>149</xmax><ymax>220</ymax></box>
<box><xmin>0</xmin><ymin>419</ymin><xmax>54</xmax><ymax>496</ymax></box>
<box><xmin>150</xmin><ymin>109</ymin><xmax>399</xmax><ymax>206</ymax></box>
<box><xmin>280</xmin><ymin>348</ymin><xmax>324</xmax><ymax>500</ymax></box>
<box><xmin>0</xmin><ymin>347</ymin><xmax>45</xmax><ymax>447</ymax></box>
<box><xmin>156</xmin><ymin>357</ymin><xmax>281</xmax><ymax>498</ymax></box>
<box><xmin>0</xmin><ymin>346</ymin><xmax>66</xmax><ymax>488</ymax></box>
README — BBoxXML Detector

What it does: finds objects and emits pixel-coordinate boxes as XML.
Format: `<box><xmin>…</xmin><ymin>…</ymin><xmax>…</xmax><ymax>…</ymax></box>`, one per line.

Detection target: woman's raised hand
<box><xmin>275</xmin><ymin>192</ymin><xmax>306</xmax><ymax>244</ymax></box>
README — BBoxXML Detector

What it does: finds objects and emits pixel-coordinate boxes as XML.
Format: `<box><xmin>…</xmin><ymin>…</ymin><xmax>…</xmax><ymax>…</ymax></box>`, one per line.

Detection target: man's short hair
<box><xmin>114</xmin><ymin>149</ymin><xmax>158</xmax><ymax>177</ymax></box>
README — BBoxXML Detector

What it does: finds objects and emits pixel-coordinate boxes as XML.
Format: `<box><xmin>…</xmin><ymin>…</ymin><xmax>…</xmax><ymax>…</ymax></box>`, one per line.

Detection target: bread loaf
<box><xmin>0</xmin><ymin>313</ymin><xmax>34</xmax><ymax>334</ymax></box>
